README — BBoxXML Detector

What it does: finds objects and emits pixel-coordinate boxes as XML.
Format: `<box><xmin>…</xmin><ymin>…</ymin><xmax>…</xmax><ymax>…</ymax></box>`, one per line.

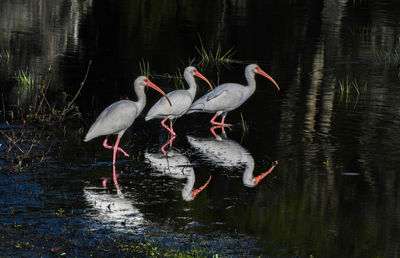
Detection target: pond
<box><xmin>1</xmin><ymin>0</ymin><xmax>400</xmax><ymax>256</ymax></box>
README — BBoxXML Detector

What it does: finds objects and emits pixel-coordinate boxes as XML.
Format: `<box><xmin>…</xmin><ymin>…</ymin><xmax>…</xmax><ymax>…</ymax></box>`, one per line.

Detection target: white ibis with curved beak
<box><xmin>145</xmin><ymin>150</ymin><xmax>212</xmax><ymax>201</ymax></box>
<box><xmin>187</xmin><ymin>64</ymin><xmax>279</xmax><ymax>126</ymax></box>
<box><xmin>145</xmin><ymin>66</ymin><xmax>213</xmax><ymax>136</ymax></box>
<box><xmin>84</xmin><ymin>76</ymin><xmax>172</xmax><ymax>166</ymax></box>
<box><xmin>187</xmin><ymin>133</ymin><xmax>277</xmax><ymax>187</ymax></box>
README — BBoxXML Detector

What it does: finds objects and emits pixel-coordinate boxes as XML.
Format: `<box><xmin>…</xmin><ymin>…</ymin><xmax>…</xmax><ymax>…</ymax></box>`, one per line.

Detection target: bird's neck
<box><xmin>134</xmin><ymin>85</ymin><xmax>146</xmax><ymax>114</ymax></box>
<box><xmin>184</xmin><ymin>74</ymin><xmax>197</xmax><ymax>99</ymax></box>
<box><xmin>241</xmin><ymin>153</ymin><xmax>256</xmax><ymax>186</ymax></box>
<box><xmin>182</xmin><ymin>171</ymin><xmax>195</xmax><ymax>200</ymax></box>
<box><xmin>245</xmin><ymin>71</ymin><xmax>257</xmax><ymax>96</ymax></box>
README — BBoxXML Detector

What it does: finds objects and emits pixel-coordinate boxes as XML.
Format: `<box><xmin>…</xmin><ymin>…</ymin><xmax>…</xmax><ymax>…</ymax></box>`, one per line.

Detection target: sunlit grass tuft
<box><xmin>163</xmin><ymin>69</ymin><xmax>185</xmax><ymax>89</ymax></box>
<box><xmin>338</xmin><ymin>77</ymin><xmax>365</xmax><ymax>96</ymax></box>
<box><xmin>240</xmin><ymin>112</ymin><xmax>249</xmax><ymax>134</ymax></box>
<box><xmin>15</xmin><ymin>69</ymin><xmax>34</xmax><ymax>90</ymax></box>
<box><xmin>338</xmin><ymin>77</ymin><xmax>367</xmax><ymax>109</ymax></box>
<box><xmin>139</xmin><ymin>58</ymin><xmax>151</xmax><ymax>78</ymax></box>
<box><xmin>239</xmin><ymin>112</ymin><xmax>249</xmax><ymax>143</ymax></box>
<box><xmin>195</xmin><ymin>36</ymin><xmax>235</xmax><ymax>67</ymax></box>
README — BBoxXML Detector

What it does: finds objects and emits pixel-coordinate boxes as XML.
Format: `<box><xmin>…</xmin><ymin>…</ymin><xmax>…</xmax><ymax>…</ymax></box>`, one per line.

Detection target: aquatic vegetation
<box><xmin>338</xmin><ymin>77</ymin><xmax>367</xmax><ymax>109</ymax></box>
<box><xmin>139</xmin><ymin>58</ymin><xmax>151</xmax><ymax>78</ymax></box>
<box><xmin>240</xmin><ymin>112</ymin><xmax>249</xmax><ymax>143</ymax></box>
<box><xmin>195</xmin><ymin>36</ymin><xmax>235</xmax><ymax>68</ymax></box>
<box><xmin>162</xmin><ymin>69</ymin><xmax>185</xmax><ymax>89</ymax></box>
<box><xmin>15</xmin><ymin>69</ymin><xmax>34</xmax><ymax>90</ymax></box>
<box><xmin>374</xmin><ymin>40</ymin><xmax>400</xmax><ymax>64</ymax></box>
<box><xmin>1</xmin><ymin>61</ymin><xmax>92</xmax><ymax>174</ymax></box>
<box><xmin>113</xmin><ymin>236</ymin><xmax>217</xmax><ymax>257</ymax></box>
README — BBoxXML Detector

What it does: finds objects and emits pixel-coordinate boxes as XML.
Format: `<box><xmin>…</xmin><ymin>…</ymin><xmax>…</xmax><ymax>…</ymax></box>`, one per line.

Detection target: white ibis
<box><xmin>187</xmin><ymin>132</ymin><xmax>277</xmax><ymax>187</ymax></box>
<box><xmin>145</xmin><ymin>150</ymin><xmax>212</xmax><ymax>201</ymax></box>
<box><xmin>187</xmin><ymin>64</ymin><xmax>279</xmax><ymax>126</ymax></box>
<box><xmin>145</xmin><ymin>66</ymin><xmax>212</xmax><ymax>136</ymax></box>
<box><xmin>84</xmin><ymin>76</ymin><xmax>171</xmax><ymax>166</ymax></box>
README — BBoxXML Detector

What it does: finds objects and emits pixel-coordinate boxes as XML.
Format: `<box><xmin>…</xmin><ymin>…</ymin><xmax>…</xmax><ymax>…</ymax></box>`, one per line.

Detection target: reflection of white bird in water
<box><xmin>83</xmin><ymin>186</ymin><xmax>145</xmax><ymax>230</ymax></box>
<box><xmin>84</xmin><ymin>76</ymin><xmax>171</xmax><ymax>166</ymax></box>
<box><xmin>187</xmin><ymin>134</ymin><xmax>278</xmax><ymax>187</ymax></box>
<box><xmin>187</xmin><ymin>64</ymin><xmax>280</xmax><ymax>126</ymax></box>
<box><xmin>145</xmin><ymin>150</ymin><xmax>211</xmax><ymax>201</ymax></box>
<box><xmin>145</xmin><ymin>66</ymin><xmax>212</xmax><ymax>136</ymax></box>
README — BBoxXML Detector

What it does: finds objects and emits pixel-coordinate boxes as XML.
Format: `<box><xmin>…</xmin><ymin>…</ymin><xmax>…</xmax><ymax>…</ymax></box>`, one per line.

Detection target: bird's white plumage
<box><xmin>187</xmin><ymin>135</ymin><xmax>258</xmax><ymax>187</ymax></box>
<box><xmin>189</xmin><ymin>83</ymin><xmax>250</xmax><ymax>114</ymax></box>
<box><xmin>145</xmin><ymin>89</ymin><xmax>194</xmax><ymax>120</ymax></box>
<box><xmin>187</xmin><ymin>64</ymin><xmax>279</xmax><ymax>120</ymax></box>
<box><xmin>84</xmin><ymin>100</ymin><xmax>139</xmax><ymax>141</ymax></box>
<box><xmin>145</xmin><ymin>66</ymin><xmax>211</xmax><ymax>123</ymax></box>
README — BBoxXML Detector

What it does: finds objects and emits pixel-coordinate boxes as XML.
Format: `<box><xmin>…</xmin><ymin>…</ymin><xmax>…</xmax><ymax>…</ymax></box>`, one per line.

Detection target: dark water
<box><xmin>1</xmin><ymin>0</ymin><xmax>400</xmax><ymax>256</ymax></box>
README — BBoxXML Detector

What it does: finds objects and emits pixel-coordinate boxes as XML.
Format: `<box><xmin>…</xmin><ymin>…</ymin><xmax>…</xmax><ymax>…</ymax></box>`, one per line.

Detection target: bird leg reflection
<box><xmin>210</xmin><ymin>126</ymin><xmax>228</xmax><ymax>140</ymax></box>
<box><xmin>253</xmin><ymin>160</ymin><xmax>278</xmax><ymax>185</ymax></box>
<box><xmin>103</xmin><ymin>137</ymin><xmax>130</xmax><ymax>158</ymax></box>
<box><xmin>100</xmin><ymin>163</ymin><xmax>123</xmax><ymax>197</ymax></box>
<box><xmin>161</xmin><ymin>134</ymin><xmax>176</xmax><ymax>155</ymax></box>
<box><xmin>192</xmin><ymin>176</ymin><xmax>212</xmax><ymax>199</ymax></box>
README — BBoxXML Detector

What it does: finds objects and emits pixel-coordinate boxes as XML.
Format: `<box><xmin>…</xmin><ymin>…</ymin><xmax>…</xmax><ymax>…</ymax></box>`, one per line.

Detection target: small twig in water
<box><xmin>61</xmin><ymin>60</ymin><xmax>92</xmax><ymax>117</ymax></box>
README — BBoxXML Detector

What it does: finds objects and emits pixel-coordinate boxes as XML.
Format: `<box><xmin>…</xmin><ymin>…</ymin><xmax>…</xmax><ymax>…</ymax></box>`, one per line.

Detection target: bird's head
<box><xmin>185</xmin><ymin>66</ymin><xmax>213</xmax><ymax>90</ymax></box>
<box><xmin>247</xmin><ymin>64</ymin><xmax>280</xmax><ymax>91</ymax></box>
<box><xmin>135</xmin><ymin>76</ymin><xmax>172</xmax><ymax>106</ymax></box>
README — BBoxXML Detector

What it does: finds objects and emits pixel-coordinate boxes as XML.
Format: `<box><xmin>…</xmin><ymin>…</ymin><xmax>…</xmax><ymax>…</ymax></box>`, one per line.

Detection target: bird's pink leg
<box><xmin>169</xmin><ymin>119</ymin><xmax>176</xmax><ymax>136</ymax></box>
<box><xmin>103</xmin><ymin>137</ymin><xmax>130</xmax><ymax>157</ymax></box>
<box><xmin>221</xmin><ymin>115</ymin><xmax>228</xmax><ymax>133</ymax></box>
<box><xmin>112</xmin><ymin>163</ymin><xmax>120</xmax><ymax>192</ymax></box>
<box><xmin>210</xmin><ymin>126</ymin><xmax>220</xmax><ymax>138</ymax></box>
<box><xmin>161</xmin><ymin>118</ymin><xmax>176</xmax><ymax>136</ymax></box>
<box><xmin>210</xmin><ymin>113</ymin><xmax>232</xmax><ymax>127</ymax></box>
<box><xmin>161</xmin><ymin>134</ymin><xmax>176</xmax><ymax>155</ymax></box>
<box><xmin>112</xmin><ymin>137</ymin><xmax>120</xmax><ymax>166</ymax></box>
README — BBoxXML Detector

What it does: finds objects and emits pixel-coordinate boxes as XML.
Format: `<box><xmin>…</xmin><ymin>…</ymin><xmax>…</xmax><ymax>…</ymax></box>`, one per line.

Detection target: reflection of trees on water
<box><xmin>275</xmin><ymin>0</ymin><xmax>400</xmax><ymax>256</ymax></box>
<box><xmin>0</xmin><ymin>0</ymin><xmax>93</xmax><ymax>107</ymax></box>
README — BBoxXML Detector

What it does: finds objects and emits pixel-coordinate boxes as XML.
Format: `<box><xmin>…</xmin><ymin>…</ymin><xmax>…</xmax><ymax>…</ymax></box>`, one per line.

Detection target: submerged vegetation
<box><xmin>15</xmin><ymin>69</ymin><xmax>35</xmax><ymax>90</ymax></box>
<box><xmin>337</xmin><ymin>76</ymin><xmax>367</xmax><ymax>108</ymax></box>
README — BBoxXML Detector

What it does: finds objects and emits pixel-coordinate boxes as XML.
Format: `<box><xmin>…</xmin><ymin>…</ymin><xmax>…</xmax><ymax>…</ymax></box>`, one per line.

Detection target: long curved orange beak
<box><xmin>253</xmin><ymin>160</ymin><xmax>278</xmax><ymax>185</ymax></box>
<box><xmin>194</xmin><ymin>70</ymin><xmax>213</xmax><ymax>90</ymax></box>
<box><xmin>192</xmin><ymin>176</ymin><xmax>212</xmax><ymax>198</ymax></box>
<box><xmin>146</xmin><ymin>79</ymin><xmax>172</xmax><ymax>106</ymax></box>
<box><xmin>257</xmin><ymin>67</ymin><xmax>280</xmax><ymax>91</ymax></box>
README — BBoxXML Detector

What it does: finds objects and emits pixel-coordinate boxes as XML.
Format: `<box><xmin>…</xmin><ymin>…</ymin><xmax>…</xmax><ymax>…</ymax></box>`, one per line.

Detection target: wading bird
<box><xmin>187</xmin><ymin>64</ymin><xmax>279</xmax><ymax>126</ymax></box>
<box><xmin>187</xmin><ymin>132</ymin><xmax>278</xmax><ymax>187</ymax></box>
<box><xmin>145</xmin><ymin>66</ymin><xmax>212</xmax><ymax>136</ymax></box>
<box><xmin>145</xmin><ymin>150</ymin><xmax>212</xmax><ymax>201</ymax></box>
<box><xmin>84</xmin><ymin>76</ymin><xmax>171</xmax><ymax>166</ymax></box>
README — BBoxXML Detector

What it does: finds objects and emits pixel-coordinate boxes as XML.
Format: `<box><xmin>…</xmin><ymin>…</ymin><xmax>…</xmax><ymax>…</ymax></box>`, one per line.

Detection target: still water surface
<box><xmin>1</xmin><ymin>0</ymin><xmax>400</xmax><ymax>256</ymax></box>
